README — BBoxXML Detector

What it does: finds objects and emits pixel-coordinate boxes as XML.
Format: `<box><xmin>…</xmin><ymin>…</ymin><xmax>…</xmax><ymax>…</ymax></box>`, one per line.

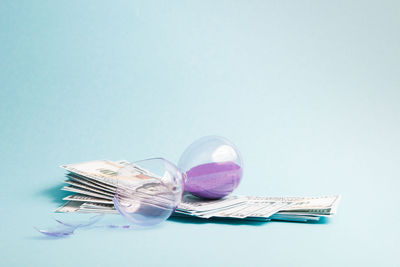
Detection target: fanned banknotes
<box><xmin>55</xmin><ymin>160</ymin><xmax>341</xmax><ymax>222</ymax></box>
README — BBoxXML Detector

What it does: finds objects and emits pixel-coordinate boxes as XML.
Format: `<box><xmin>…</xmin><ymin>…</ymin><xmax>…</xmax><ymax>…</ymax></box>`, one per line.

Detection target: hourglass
<box><xmin>114</xmin><ymin>136</ymin><xmax>243</xmax><ymax>226</ymax></box>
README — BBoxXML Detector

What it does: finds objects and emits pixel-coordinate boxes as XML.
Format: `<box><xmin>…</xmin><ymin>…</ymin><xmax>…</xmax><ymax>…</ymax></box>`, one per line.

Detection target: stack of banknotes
<box><xmin>56</xmin><ymin>160</ymin><xmax>341</xmax><ymax>222</ymax></box>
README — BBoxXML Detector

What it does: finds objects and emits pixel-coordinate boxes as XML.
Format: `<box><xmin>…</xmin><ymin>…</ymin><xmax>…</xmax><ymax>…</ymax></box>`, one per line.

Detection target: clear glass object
<box><xmin>113</xmin><ymin>158</ymin><xmax>185</xmax><ymax>226</ymax></box>
<box><xmin>178</xmin><ymin>136</ymin><xmax>243</xmax><ymax>199</ymax></box>
<box><xmin>35</xmin><ymin>214</ymin><xmax>104</xmax><ymax>237</ymax></box>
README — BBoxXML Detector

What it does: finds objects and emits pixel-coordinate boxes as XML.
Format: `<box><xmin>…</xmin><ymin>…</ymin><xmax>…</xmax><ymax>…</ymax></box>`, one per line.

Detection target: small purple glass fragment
<box><xmin>185</xmin><ymin>161</ymin><xmax>242</xmax><ymax>199</ymax></box>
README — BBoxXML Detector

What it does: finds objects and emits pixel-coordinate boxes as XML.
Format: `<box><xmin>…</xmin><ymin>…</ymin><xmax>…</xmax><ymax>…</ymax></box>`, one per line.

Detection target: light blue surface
<box><xmin>1</xmin><ymin>1</ymin><xmax>399</xmax><ymax>266</ymax></box>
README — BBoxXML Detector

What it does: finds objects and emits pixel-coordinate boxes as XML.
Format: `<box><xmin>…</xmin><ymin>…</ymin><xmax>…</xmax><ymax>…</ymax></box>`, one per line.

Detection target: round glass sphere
<box><xmin>113</xmin><ymin>158</ymin><xmax>184</xmax><ymax>226</ymax></box>
<box><xmin>178</xmin><ymin>136</ymin><xmax>243</xmax><ymax>199</ymax></box>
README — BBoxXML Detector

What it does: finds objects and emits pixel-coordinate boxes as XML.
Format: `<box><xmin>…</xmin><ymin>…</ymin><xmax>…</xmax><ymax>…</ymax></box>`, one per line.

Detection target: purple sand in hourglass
<box><xmin>184</xmin><ymin>161</ymin><xmax>242</xmax><ymax>199</ymax></box>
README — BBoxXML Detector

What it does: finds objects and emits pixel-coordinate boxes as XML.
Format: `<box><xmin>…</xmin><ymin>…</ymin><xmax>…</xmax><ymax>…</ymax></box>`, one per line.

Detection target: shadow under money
<box><xmin>36</xmin><ymin>183</ymin><xmax>71</xmax><ymax>205</ymax></box>
<box><xmin>269</xmin><ymin>217</ymin><xmax>331</xmax><ymax>225</ymax></box>
<box><xmin>168</xmin><ymin>215</ymin><xmax>331</xmax><ymax>225</ymax></box>
<box><xmin>168</xmin><ymin>215</ymin><xmax>269</xmax><ymax>226</ymax></box>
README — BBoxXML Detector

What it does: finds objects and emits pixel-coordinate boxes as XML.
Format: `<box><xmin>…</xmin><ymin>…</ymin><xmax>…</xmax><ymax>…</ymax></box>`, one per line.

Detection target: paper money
<box><xmin>60</xmin><ymin>160</ymin><xmax>128</xmax><ymax>187</ymax></box>
<box><xmin>63</xmin><ymin>194</ymin><xmax>114</xmax><ymax>204</ymax></box>
<box><xmin>55</xmin><ymin>160</ymin><xmax>341</xmax><ymax>222</ymax></box>
<box><xmin>61</xmin><ymin>185</ymin><xmax>114</xmax><ymax>200</ymax></box>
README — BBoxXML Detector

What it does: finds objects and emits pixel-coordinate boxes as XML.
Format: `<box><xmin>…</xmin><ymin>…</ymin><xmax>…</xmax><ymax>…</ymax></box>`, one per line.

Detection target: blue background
<box><xmin>1</xmin><ymin>1</ymin><xmax>399</xmax><ymax>266</ymax></box>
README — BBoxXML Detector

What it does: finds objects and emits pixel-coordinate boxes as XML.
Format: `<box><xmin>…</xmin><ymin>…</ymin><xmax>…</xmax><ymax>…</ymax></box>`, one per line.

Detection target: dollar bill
<box><xmin>63</xmin><ymin>194</ymin><xmax>114</xmax><ymax>204</ymax></box>
<box><xmin>64</xmin><ymin>180</ymin><xmax>114</xmax><ymax>197</ymax></box>
<box><xmin>60</xmin><ymin>160</ymin><xmax>127</xmax><ymax>187</ymax></box>
<box><xmin>62</xmin><ymin>186</ymin><xmax>113</xmax><ymax>200</ymax></box>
